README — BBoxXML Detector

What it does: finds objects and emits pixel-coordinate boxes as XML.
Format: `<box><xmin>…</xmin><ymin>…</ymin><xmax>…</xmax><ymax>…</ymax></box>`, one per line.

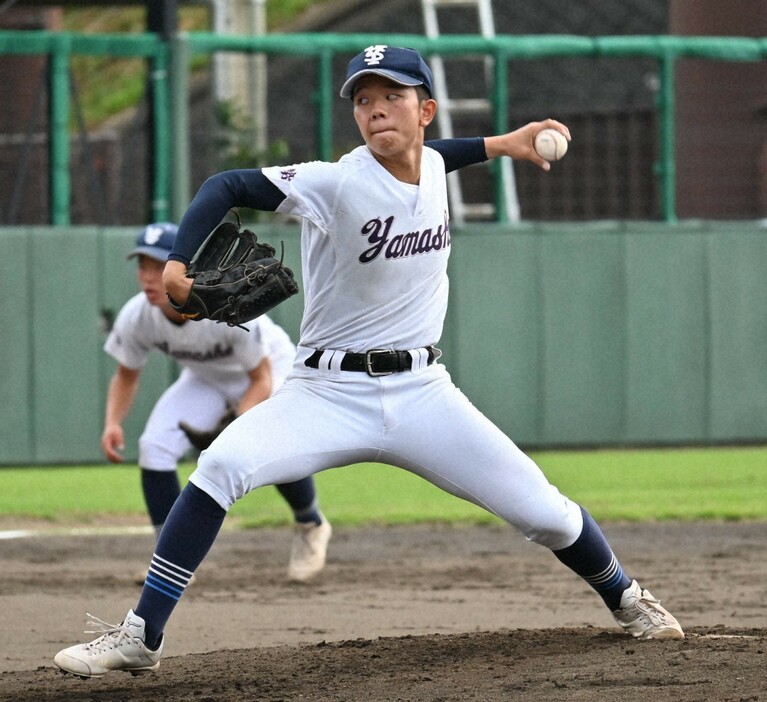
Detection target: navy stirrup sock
<box><xmin>140</xmin><ymin>468</ymin><xmax>181</xmax><ymax>533</ymax></box>
<box><xmin>552</xmin><ymin>507</ymin><xmax>631</xmax><ymax>611</ymax></box>
<box><xmin>136</xmin><ymin>483</ymin><xmax>226</xmax><ymax>648</ymax></box>
<box><xmin>275</xmin><ymin>477</ymin><xmax>322</xmax><ymax>524</ymax></box>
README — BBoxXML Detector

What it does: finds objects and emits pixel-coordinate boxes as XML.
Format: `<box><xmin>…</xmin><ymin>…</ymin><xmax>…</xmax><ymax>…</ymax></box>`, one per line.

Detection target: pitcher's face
<box><xmin>352</xmin><ymin>76</ymin><xmax>434</xmax><ymax>159</ymax></box>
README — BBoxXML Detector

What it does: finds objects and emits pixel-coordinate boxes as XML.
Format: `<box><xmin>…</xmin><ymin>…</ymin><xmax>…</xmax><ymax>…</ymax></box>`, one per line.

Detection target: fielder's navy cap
<box><xmin>340</xmin><ymin>45</ymin><xmax>434</xmax><ymax>99</ymax></box>
<box><xmin>128</xmin><ymin>222</ymin><xmax>177</xmax><ymax>262</ymax></box>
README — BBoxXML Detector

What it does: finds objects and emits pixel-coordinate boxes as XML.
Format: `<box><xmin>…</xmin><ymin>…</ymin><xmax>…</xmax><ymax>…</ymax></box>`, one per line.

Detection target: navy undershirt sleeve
<box><xmin>425</xmin><ymin>137</ymin><xmax>488</xmax><ymax>173</ymax></box>
<box><xmin>169</xmin><ymin>143</ymin><xmax>487</xmax><ymax>264</ymax></box>
<box><xmin>169</xmin><ymin>169</ymin><xmax>286</xmax><ymax>265</ymax></box>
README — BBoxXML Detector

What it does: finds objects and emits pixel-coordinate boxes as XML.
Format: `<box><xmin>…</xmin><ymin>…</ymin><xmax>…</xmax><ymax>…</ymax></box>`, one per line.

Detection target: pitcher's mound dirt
<box><xmin>1</xmin><ymin>521</ymin><xmax>765</xmax><ymax>701</ymax></box>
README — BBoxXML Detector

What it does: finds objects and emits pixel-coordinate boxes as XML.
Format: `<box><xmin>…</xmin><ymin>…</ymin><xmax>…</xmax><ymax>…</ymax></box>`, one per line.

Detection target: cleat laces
<box><xmin>631</xmin><ymin>593</ymin><xmax>673</xmax><ymax>627</ymax></box>
<box><xmin>82</xmin><ymin>613</ymin><xmax>135</xmax><ymax>652</ymax></box>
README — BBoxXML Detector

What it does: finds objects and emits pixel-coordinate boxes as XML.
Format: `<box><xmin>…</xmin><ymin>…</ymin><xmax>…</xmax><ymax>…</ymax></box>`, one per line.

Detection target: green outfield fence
<box><xmin>1</xmin><ymin>31</ymin><xmax>766</xmax><ymax>224</ymax></box>
<box><xmin>1</xmin><ymin>220</ymin><xmax>766</xmax><ymax>464</ymax></box>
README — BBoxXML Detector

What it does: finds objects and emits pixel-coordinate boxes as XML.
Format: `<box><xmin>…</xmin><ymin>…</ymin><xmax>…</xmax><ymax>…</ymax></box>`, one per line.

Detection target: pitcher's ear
<box><xmin>420</xmin><ymin>97</ymin><xmax>437</xmax><ymax>127</ymax></box>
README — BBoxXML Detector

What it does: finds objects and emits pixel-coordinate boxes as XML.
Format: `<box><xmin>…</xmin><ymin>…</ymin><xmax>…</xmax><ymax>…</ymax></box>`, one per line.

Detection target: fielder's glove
<box><xmin>168</xmin><ymin>217</ymin><xmax>299</xmax><ymax>329</ymax></box>
<box><xmin>178</xmin><ymin>408</ymin><xmax>237</xmax><ymax>452</ymax></box>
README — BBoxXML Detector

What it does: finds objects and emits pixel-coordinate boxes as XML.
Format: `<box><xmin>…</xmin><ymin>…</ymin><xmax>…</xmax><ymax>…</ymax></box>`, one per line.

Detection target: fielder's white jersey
<box><xmin>262</xmin><ymin>145</ymin><xmax>451</xmax><ymax>352</ymax></box>
<box><xmin>105</xmin><ymin>293</ymin><xmax>295</xmax><ymax>385</ymax></box>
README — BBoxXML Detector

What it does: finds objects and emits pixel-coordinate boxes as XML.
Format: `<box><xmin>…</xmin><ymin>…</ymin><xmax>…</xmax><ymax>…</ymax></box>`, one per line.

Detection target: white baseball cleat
<box><xmin>287</xmin><ymin>515</ymin><xmax>332</xmax><ymax>582</ymax></box>
<box><xmin>54</xmin><ymin>609</ymin><xmax>163</xmax><ymax>678</ymax></box>
<box><xmin>612</xmin><ymin>580</ymin><xmax>684</xmax><ymax>640</ymax></box>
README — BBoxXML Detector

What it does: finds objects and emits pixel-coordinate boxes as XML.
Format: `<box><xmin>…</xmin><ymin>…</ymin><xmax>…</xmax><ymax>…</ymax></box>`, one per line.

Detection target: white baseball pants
<box><xmin>191</xmin><ymin>354</ymin><xmax>583</xmax><ymax>550</ymax></box>
<box><xmin>139</xmin><ymin>369</ymin><xmax>248</xmax><ymax>471</ymax></box>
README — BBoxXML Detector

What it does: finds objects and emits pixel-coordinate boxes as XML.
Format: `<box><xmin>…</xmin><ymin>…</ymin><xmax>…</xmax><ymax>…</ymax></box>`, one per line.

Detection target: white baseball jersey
<box><xmin>263</xmin><ymin>145</ymin><xmax>450</xmax><ymax>352</ymax></box>
<box><xmin>106</xmin><ymin>293</ymin><xmax>295</xmax><ymax>386</ymax></box>
<box><xmin>106</xmin><ymin>294</ymin><xmax>296</xmax><ymax>470</ymax></box>
<box><xmin>191</xmin><ymin>144</ymin><xmax>583</xmax><ymax>552</ymax></box>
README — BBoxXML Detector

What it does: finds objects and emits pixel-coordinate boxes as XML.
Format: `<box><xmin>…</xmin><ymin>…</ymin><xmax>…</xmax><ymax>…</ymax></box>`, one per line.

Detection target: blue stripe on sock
<box><xmin>148</xmin><ymin>564</ymin><xmax>190</xmax><ymax>588</ymax></box>
<box><xmin>144</xmin><ymin>576</ymin><xmax>183</xmax><ymax>601</ymax></box>
<box><xmin>584</xmin><ymin>556</ymin><xmax>621</xmax><ymax>585</ymax></box>
<box><xmin>142</xmin><ymin>553</ymin><xmax>193</xmax><ymax>600</ymax></box>
<box><xmin>587</xmin><ymin>569</ymin><xmax>626</xmax><ymax>592</ymax></box>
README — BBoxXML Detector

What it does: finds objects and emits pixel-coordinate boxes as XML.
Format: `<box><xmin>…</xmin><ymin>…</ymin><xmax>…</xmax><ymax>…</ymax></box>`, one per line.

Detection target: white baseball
<box><xmin>534</xmin><ymin>128</ymin><xmax>568</xmax><ymax>161</ymax></box>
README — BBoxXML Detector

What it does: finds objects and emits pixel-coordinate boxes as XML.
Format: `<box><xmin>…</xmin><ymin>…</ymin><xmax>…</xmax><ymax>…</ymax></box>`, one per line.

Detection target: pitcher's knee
<box><xmin>194</xmin><ymin>445</ymin><xmax>249</xmax><ymax>507</ymax></box>
<box><xmin>519</xmin><ymin>500</ymin><xmax>583</xmax><ymax>551</ymax></box>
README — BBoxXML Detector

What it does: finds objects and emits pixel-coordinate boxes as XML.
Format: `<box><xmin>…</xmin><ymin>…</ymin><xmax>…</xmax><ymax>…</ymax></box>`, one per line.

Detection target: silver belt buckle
<box><xmin>364</xmin><ymin>349</ymin><xmax>394</xmax><ymax>377</ymax></box>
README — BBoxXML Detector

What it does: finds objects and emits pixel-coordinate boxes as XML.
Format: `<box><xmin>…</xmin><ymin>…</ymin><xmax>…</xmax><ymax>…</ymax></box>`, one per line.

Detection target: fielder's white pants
<box><xmin>139</xmin><ymin>369</ymin><xmax>249</xmax><ymax>471</ymax></box>
<box><xmin>191</xmin><ymin>354</ymin><xmax>583</xmax><ymax>550</ymax></box>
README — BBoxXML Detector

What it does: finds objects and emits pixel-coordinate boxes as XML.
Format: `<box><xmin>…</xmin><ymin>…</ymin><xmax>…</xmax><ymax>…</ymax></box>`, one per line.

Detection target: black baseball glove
<box><xmin>179</xmin><ymin>408</ymin><xmax>237</xmax><ymax>452</ymax></box>
<box><xmin>168</xmin><ymin>217</ymin><xmax>299</xmax><ymax>329</ymax></box>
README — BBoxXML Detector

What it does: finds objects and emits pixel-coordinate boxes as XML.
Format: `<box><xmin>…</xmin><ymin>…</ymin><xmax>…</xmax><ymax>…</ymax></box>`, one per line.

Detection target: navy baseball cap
<box><xmin>340</xmin><ymin>45</ymin><xmax>434</xmax><ymax>99</ymax></box>
<box><xmin>127</xmin><ymin>222</ymin><xmax>177</xmax><ymax>262</ymax></box>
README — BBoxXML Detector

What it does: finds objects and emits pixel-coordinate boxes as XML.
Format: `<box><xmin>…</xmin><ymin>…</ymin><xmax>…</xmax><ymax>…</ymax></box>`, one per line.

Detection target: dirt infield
<box><xmin>1</xmin><ymin>520</ymin><xmax>765</xmax><ymax>701</ymax></box>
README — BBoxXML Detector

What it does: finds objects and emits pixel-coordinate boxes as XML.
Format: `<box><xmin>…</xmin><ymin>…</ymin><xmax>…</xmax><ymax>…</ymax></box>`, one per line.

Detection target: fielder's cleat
<box><xmin>53</xmin><ymin>609</ymin><xmax>163</xmax><ymax>678</ymax></box>
<box><xmin>287</xmin><ymin>514</ymin><xmax>332</xmax><ymax>582</ymax></box>
<box><xmin>612</xmin><ymin>580</ymin><xmax>684</xmax><ymax>640</ymax></box>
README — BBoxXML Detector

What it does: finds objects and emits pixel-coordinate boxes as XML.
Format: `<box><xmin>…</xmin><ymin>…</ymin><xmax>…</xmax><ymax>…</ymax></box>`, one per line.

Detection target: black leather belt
<box><xmin>304</xmin><ymin>347</ymin><xmax>439</xmax><ymax>377</ymax></box>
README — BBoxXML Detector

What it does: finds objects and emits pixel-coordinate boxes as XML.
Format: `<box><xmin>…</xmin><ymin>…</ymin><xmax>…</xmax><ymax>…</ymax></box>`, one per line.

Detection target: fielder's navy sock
<box><xmin>140</xmin><ymin>468</ymin><xmax>181</xmax><ymax>532</ymax></box>
<box><xmin>552</xmin><ymin>506</ymin><xmax>632</xmax><ymax>611</ymax></box>
<box><xmin>276</xmin><ymin>477</ymin><xmax>322</xmax><ymax>525</ymax></box>
<box><xmin>136</xmin><ymin>483</ymin><xmax>226</xmax><ymax>648</ymax></box>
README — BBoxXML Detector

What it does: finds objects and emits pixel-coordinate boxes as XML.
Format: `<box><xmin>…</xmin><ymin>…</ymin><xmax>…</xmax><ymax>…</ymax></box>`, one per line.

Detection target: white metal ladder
<box><xmin>421</xmin><ymin>0</ymin><xmax>521</xmax><ymax>223</ymax></box>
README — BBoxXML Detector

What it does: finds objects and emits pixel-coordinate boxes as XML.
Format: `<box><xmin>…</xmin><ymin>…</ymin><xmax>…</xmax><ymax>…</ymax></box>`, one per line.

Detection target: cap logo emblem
<box><xmin>363</xmin><ymin>45</ymin><xmax>388</xmax><ymax>66</ymax></box>
<box><xmin>143</xmin><ymin>224</ymin><xmax>164</xmax><ymax>245</ymax></box>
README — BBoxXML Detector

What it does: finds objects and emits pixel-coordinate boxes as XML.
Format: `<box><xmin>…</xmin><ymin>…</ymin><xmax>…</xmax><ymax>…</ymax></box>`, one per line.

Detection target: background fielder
<box><xmin>102</xmin><ymin>223</ymin><xmax>332</xmax><ymax>583</ymax></box>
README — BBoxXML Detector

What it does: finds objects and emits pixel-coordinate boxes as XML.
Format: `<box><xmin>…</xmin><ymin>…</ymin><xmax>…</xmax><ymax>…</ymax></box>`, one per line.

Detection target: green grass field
<box><xmin>1</xmin><ymin>446</ymin><xmax>765</xmax><ymax>528</ymax></box>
